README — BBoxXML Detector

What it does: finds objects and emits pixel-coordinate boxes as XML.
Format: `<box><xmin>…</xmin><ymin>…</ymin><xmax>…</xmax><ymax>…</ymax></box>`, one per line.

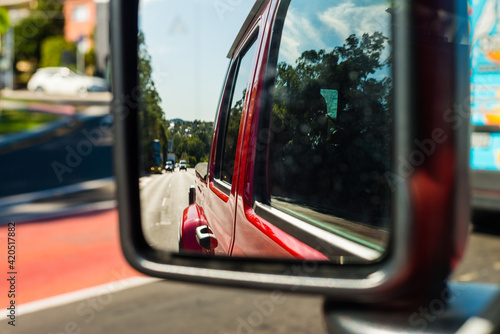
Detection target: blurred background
<box><xmin>0</xmin><ymin>0</ymin><xmax>498</xmax><ymax>333</ymax></box>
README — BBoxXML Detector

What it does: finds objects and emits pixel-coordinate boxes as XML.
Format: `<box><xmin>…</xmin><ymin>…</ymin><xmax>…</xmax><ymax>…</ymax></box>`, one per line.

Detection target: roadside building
<box><xmin>63</xmin><ymin>0</ymin><xmax>109</xmax><ymax>77</ymax></box>
<box><xmin>1</xmin><ymin>0</ymin><xmax>109</xmax><ymax>90</ymax></box>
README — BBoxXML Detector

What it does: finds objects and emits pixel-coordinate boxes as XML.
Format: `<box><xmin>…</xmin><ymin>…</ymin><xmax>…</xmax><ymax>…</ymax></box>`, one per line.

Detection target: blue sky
<box><xmin>277</xmin><ymin>0</ymin><xmax>389</xmax><ymax>64</ymax></box>
<box><xmin>139</xmin><ymin>0</ymin><xmax>390</xmax><ymax>121</ymax></box>
<box><xmin>139</xmin><ymin>0</ymin><xmax>255</xmax><ymax>121</ymax></box>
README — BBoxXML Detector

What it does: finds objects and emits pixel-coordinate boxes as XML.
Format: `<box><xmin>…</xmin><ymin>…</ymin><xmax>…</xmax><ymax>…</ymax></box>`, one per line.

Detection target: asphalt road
<box><xmin>140</xmin><ymin>169</ymin><xmax>195</xmax><ymax>252</ymax></box>
<box><xmin>1</xmin><ymin>223</ymin><xmax>498</xmax><ymax>334</ymax></box>
<box><xmin>0</xmin><ymin>114</ymin><xmax>113</xmax><ymax>198</ymax></box>
<box><xmin>2</xmin><ymin>280</ymin><xmax>327</xmax><ymax>334</ymax></box>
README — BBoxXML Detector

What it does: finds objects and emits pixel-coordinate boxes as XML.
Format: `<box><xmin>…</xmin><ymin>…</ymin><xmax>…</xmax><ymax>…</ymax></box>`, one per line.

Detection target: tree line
<box><xmin>267</xmin><ymin>32</ymin><xmax>393</xmax><ymax>228</ymax></box>
<box><xmin>138</xmin><ymin>32</ymin><xmax>213</xmax><ymax>172</ymax></box>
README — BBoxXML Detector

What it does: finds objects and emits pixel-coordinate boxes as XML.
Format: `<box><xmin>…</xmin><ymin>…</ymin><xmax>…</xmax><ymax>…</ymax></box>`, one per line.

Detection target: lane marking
<box><xmin>0</xmin><ymin>277</ymin><xmax>160</xmax><ymax>320</ymax></box>
<box><xmin>156</xmin><ymin>221</ymin><xmax>172</xmax><ymax>226</ymax></box>
<box><xmin>161</xmin><ymin>197</ymin><xmax>167</xmax><ymax>207</ymax></box>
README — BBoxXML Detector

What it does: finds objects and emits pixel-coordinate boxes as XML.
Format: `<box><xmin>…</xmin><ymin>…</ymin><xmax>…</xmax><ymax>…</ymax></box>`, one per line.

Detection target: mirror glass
<box><xmin>138</xmin><ymin>0</ymin><xmax>393</xmax><ymax>263</ymax></box>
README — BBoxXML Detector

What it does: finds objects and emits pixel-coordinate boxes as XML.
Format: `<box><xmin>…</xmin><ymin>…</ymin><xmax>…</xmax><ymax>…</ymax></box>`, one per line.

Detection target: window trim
<box><xmin>253</xmin><ymin>0</ymin><xmax>290</xmax><ymax>205</ymax></box>
<box><xmin>213</xmin><ymin>61</ymin><xmax>238</xmax><ymax>183</ymax></box>
<box><xmin>213</xmin><ymin>29</ymin><xmax>260</xmax><ymax>195</ymax></box>
<box><xmin>213</xmin><ymin>179</ymin><xmax>231</xmax><ymax>197</ymax></box>
<box><xmin>253</xmin><ymin>202</ymin><xmax>381</xmax><ymax>262</ymax></box>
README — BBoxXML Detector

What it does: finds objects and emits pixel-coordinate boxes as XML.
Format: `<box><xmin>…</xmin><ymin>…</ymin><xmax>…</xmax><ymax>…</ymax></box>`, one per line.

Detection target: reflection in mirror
<box><xmin>138</xmin><ymin>0</ymin><xmax>393</xmax><ymax>263</ymax></box>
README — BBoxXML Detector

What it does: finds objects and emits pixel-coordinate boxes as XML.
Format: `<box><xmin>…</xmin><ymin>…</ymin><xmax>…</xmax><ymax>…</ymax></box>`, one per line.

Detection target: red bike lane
<box><xmin>0</xmin><ymin>209</ymin><xmax>141</xmax><ymax>308</ymax></box>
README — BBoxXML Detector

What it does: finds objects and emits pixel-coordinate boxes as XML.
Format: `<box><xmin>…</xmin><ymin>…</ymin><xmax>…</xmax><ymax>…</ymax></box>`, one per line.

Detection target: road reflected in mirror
<box><xmin>138</xmin><ymin>0</ymin><xmax>393</xmax><ymax>263</ymax></box>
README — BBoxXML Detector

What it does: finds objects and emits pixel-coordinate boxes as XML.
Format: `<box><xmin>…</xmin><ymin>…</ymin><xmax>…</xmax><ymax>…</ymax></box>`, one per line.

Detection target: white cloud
<box><xmin>319</xmin><ymin>2</ymin><xmax>389</xmax><ymax>41</ymax></box>
<box><xmin>278</xmin><ymin>3</ymin><xmax>389</xmax><ymax>64</ymax></box>
<box><xmin>278</xmin><ymin>10</ymin><xmax>326</xmax><ymax>64</ymax></box>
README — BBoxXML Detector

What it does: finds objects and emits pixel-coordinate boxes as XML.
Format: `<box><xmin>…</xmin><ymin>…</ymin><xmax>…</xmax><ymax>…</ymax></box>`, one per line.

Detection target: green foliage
<box><xmin>14</xmin><ymin>0</ymin><xmax>64</xmax><ymax>63</ymax></box>
<box><xmin>138</xmin><ymin>31</ymin><xmax>169</xmax><ymax>173</ymax></box>
<box><xmin>39</xmin><ymin>36</ymin><xmax>75</xmax><ymax>68</ymax></box>
<box><xmin>168</xmin><ymin>120</ymin><xmax>213</xmax><ymax>165</ymax></box>
<box><xmin>221</xmin><ymin>95</ymin><xmax>244</xmax><ymax>181</ymax></box>
<box><xmin>0</xmin><ymin>110</ymin><xmax>60</xmax><ymax>135</ymax></box>
<box><xmin>186</xmin><ymin>156</ymin><xmax>197</xmax><ymax>167</ymax></box>
<box><xmin>269</xmin><ymin>32</ymin><xmax>393</xmax><ymax>226</ymax></box>
<box><xmin>136</xmin><ymin>30</ymin><xmax>215</xmax><ymax>172</ymax></box>
<box><xmin>0</xmin><ymin>7</ymin><xmax>9</xmax><ymax>36</ymax></box>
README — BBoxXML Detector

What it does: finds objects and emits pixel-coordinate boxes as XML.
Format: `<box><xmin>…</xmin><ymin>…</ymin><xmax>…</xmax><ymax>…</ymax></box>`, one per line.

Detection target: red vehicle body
<box><xmin>179</xmin><ymin>1</ymin><xmax>328</xmax><ymax>260</ymax></box>
<box><xmin>181</xmin><ymin>167</ymin><xmax>327</xmax><ymax>260</ymax></box>
<box><xmin>179</xmin><ymin>0</ymin><xmax>391</xmax><ymax>262</ymax></box>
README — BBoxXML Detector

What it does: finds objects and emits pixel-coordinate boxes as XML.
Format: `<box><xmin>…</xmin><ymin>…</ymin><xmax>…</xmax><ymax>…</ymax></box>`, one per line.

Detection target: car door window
<box><xmin>215</xmin><ymin>36</ymin><xmax>258</xmax><ymax>188</ymax></box>
<box><xmin>258</xmin><ymin>0</ymin><xmax>393</xmax><ymax>254</ymax></box>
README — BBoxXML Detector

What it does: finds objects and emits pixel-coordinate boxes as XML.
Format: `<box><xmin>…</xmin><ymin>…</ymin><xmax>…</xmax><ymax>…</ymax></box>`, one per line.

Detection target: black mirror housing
<box><xmin>111</xmin><ymin>0</ymin><xmax>470</xmax><ymax>305</ymax></box>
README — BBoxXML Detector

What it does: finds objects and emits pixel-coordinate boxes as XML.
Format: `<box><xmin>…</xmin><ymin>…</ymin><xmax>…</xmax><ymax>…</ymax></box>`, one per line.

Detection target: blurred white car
<box><xmin>27</xmin><ymin>67</ymin><xmax>109</xmax><ymax>96</ymax></box>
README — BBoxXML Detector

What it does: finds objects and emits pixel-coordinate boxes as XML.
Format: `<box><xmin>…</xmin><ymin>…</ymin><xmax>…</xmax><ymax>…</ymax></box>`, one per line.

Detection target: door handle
<box><xmin>195</xmin><ymin>225</ymin><xmax>218</xmax><ymax>251</ymax></box>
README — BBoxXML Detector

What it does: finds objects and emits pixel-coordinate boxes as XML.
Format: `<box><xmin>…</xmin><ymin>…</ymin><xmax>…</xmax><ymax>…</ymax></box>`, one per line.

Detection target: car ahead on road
<box><xmin>113</xmin><ymin>0</ymin><xmax>500</xmax><ymax>333</ymax></box>
<box><xmin>179</xmin><ymin>160</ymin><xmax>187</xmax><ymax>171</ymax></box>
<box><xmin>27</xmin><ymin>67</ymin><xmax>108</xmax><ymax>96</ymax></box>
<box><xmin>165</xmin><ymin>161</ymin><xmax>174</xmax><ymax>172</ymax></box>
<box><xmin>150</xmin><ymin>164</ymin><xmax>162</xmax><ymax>174</ymax></box>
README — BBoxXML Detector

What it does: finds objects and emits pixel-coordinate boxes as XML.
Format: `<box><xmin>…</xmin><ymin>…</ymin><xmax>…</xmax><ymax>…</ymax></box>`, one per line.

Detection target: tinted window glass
<box><xmin>266</xmin><ymin>0</ymin><xmax>392</xmax><ymax>249</ymax></box>
<box><xmin>220</xmin><ymin>40</ymin><xmax>257</xmax><ymax>184</ymax></box>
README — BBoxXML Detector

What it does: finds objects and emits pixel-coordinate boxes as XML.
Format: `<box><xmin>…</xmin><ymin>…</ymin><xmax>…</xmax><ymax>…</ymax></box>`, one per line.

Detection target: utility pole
<box><xmin>77</xmin><ymin>35</ymin><xmax>89</xmax><ymax>74</ymax></box>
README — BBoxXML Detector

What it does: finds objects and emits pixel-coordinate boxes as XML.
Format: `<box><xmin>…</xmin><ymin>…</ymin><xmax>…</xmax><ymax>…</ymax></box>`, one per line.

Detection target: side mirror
<box><xmin>194</xmin><ymin>162</ymin><xmax>208</xmax><ymax>183</ymax></box>
<box><xmin>111</xmin><ymin>0</ymin><xmax>470</xmax><ymax>305</ymax></box>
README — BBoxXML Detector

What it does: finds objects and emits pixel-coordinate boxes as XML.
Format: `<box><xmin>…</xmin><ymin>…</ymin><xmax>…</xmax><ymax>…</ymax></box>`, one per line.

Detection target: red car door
<box><xmin>203</xmin><ymin>13</ymin><xmax>264</xmax><ymax>256</ymax></box>
<box><xmin>231</xmin><ymin>0</ymin><xmax>391</xmax><ymax>262</ymax></box>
